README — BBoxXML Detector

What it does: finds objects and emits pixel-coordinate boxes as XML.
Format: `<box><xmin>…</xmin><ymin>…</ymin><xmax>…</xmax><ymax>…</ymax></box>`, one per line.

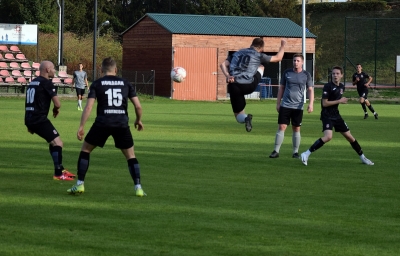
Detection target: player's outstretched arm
<box><xmin>130</xmin><ymin>97</ymin><xmax>143</xmax><ymax>131</ymax></box>
<box><xmin>270</xmin><ymin>39</ymin><xmax>286</xmax><ymax>62</ymax></box>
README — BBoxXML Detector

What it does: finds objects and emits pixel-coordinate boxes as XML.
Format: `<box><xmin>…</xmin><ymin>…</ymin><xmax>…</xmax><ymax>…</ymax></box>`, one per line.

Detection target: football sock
<box><xmin>368</xmin><ymin>104</ymin><xmax>375</xmax><ymax>113</ymax></box>
<box><xmin>77</xmin><ymin>151</ymin><xmax>90</xmax><ymax>181</ymax></box>
<box><xmin>350</xmin><ymin>139</ymin><xmax>363</xmax><ymax>156</ymax></box>
<box><xmin>309</xmin><ymin>138</ymin><xmax>325</xmax><ymax>152</ymax></box>
<box><xmin>77</xmin><ymin>180</ymin><xmax>84</xmax><ymax>185</ymax></box>
<box><xmin>78</xmin><ymin>100</ymin><xmax>82</xmax><ymax>108</ymax></box>
<box><xmin>134</xmin><ymin>184</ymin><xmax>142</xmax><ymax>190</ymax></box>
<box><xmin>292</xmin><ymin>131</ymin><xmax>301</xmax><ymax>153</ymax></box>
<box><xmin>236</xmin><ymin>114</ymin><xmax>246</xmax><ymax>123</ymax></box>
<box><xmin>361</xmin><ymin>103</ymin><xmax>367</xmax><ymax>113</ymax></box>
<box><xmin>128</xmin><ymin>158</ymin><xmax>141</xmax><ymax>185</ymax></box>
<box><xmin>274</xmin><ymin>130</ymin><xmax>284</xmax><ymax>152</ymax></box>
<box><xmin>49</xmin><ymin>145</ymin><xmax>63</xmax><ymax>176</ymax></box>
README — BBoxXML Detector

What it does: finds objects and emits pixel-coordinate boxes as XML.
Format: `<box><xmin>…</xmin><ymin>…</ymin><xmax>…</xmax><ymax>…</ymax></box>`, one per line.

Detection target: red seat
<box><xmin>0</xmin><ymin>62</ymin><xmax>8</xmax><ymax>69</ymax></box>
<box><xmin>5</xmin><ymin>76</ymin><xmax>15</xmax><ymax>83</ymax></box>
<box><xmin>63</xmin><ymin>78</ymin><xmax>73</xmax><ymax>84</ymax></box>
<box><xmin>23</xmin><ymin>70</ymin><xmax>32</xmax><ymax>77</ymax></box>
<box><xmin>12</xmin><ymin>70</ymin><xmax>23</xmax><ymax>77</ymax></box>
<box><xmin>21</xmin><ymin>62</ymin><xmax>31</xmax><ymax>69</ymax></box>
<box><xmin>5</xmin><ymin>53</ymin><xmax>15</xmax><ymax>60</ymax></box>
<box><xmin>9</xmin><ymin>62</ymin><xmax>20</xmax><ymax>69</ymax></box>
<box><xmin>35</xmin><ymin>70</ymin><xmax>40</xmax><ymax>76</ymax></box>
<box><xmin>52</xmin><ymin>78</ymin><xmax>62</xmax><ymax>84</ymax></box>
<box><xmin>32</xmin><ymin>62</ymin><xmax>40</xmax><ymax>69</ymax></box>
<box><xmin>17</xmin><ymin>77</ymin><xmax>27</xmax><ymax>84</ymax></box>
<box><xmin>58</xmin><ymin>71</ymin><xmax>68</xmax><ymax>78</ymax></box>
<box><xmin>0</xmin><ymin>45</ymin><xmax>9</xmax><ymax>52</ymax></box>
<box><xmin>0</xmin><ymin>69</ymin><xmax>10</xmax><ymax>77</ymax></box>
<box><xmin>10</xmin><ymin>45</ymin><xmax>21</xmax><ymax>52</ymax></box>
<box><xmin>16</xmin><ymin>53</ymin><xmax>27</xmax><ymax>61</ymax></box>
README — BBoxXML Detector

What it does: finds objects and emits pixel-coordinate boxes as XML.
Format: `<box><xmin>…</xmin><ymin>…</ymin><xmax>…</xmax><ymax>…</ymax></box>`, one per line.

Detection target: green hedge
<box><xmin>303</xmin><ymin>1</ymin><xmax>388</xmax><ymax>12</ymax></box>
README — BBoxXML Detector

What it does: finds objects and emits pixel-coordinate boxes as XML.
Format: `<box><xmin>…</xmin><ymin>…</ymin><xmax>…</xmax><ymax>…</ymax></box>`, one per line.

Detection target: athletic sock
<box><xmin>128</xmin><ymin>158</ymin><xmax>141</xmax><ymax>185</ymax></box>
<box><xmin>309</xmin><ymin>138</ymin><xmax>325</xmax><ymax>152</ymax></box>
<box><xmin>77</xmin><ymin>151</ymin><xmax>90</xmax><ymax>181</ymax></box>
<box><xmin>78</xmin><ymin>100</ymin><xmax>82</xmax><ymax>108</ymax></box>
<box><xmin>292</xmin><ymin>131</ymin><xmax>301</xmax><ymax>153</ymax></box>
<box><xmin>350</xmin><ymin>139</ymin><xmax>363</xmax><ymax>156</ymax></box>
<box><xmin>368</xmin><ymin>104</ymin><xmax>375</xmax><ymax>113</ymax></box>
<box><xmin>274</xmin><ymin>130</ymin><xmax>284</xmax><ymax>152</ymax></box>
<box><xmin>236</xmin><ymin>113</ymin><xmax>246</xmax><ymax>123</ymax></box>
<box><xmin>49</xmin><ymin>145</ymin><xmax>63</xmax><ymax>176</ymax></box>
<box><xmin>361</xmin><ymin>103</ymin><xmax>367</xmax><ymax>113</ymax></box>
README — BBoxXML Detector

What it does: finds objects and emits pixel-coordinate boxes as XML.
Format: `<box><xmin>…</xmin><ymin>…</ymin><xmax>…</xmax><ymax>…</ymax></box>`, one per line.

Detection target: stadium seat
<box><xmin>35</xmin><ymin>70</ymin><xmax>40</xmax><ymax>76</ymax></box>
<box><xmin>12</xmin><ymin>70</ymin><xmax>23</xmax><ymax>77</ymax></box>
<box><xmin>10</xmin><ymin>45</ymin><xmax>21</xmax><ymax>53</ymax></box>
<box><xmin>17</xmin><ymin>77</ymin><xmax>28</xmax><ymax>84</ymax></box>
<box><xmin>5</xmin><ymin>53</ymin><xmax>15</xmax><ymax>60</ymax></box>
<box><xmin>4</xmin><ymin>76</ymin><xmax>15</xmax><ymax>83</ymax></box>
<box><xmin>23</xmin><ymin>70</ymin><xmax>32</xmax><ymax>77</ymax></box>
<box><xmin>52</xmin><ymin>78</ymin><xmax>62</xmax><ymax>84</ymax></box>
<box><xmin>58</xmin><ymin>71</ymin><xmax>68</xmax><ymax>78</ymax></box>
<box><xmin>9</xmin><ymin>62</ymin><xmax>20</xmax><ymax>69</ymax></box>
<box><xmin>32</xmin><ymin>62</ymin><xmax>40</xmax><ymax>69</ymax></box>
<box><xmin>16</xmin><ymin>53</ymin><xmax>27</xmax><ymax>61</ymax></box>
<box><xmin>0</xmin><ymin>69</ymin><xmax>10</xmax><ymax>77</ymax></box>
<box><xmin>0</xmin><ymin>45</ymin><xmax>9</xmax><ymax>52</ymax></box>
<box><xmin>21</xmin><ymin>62</ymin><xmax>31</xmax><ymax>69</ymax></box>
<box><xmin>63</xmin><ymin>78</ymin><xmax>73</xmax><ymax>84</ymax></box>
<box><xmin>0</xmin><ymin>62</ymin><xmax>8</xmax><ymax>69</ymax></box>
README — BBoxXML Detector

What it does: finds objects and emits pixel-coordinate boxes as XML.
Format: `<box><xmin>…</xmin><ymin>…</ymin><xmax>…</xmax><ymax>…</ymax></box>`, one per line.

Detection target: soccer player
<box><xmin>220</xmin><ymin>38</ymin><xmax>286</xmax><ymax>132</ymax></box>
<box><xmin>352</xmin><ymin>64</ymin><xmax>378</xmax><ymax>119</ymax></box>
<box><xmin>269</xmin><ymin>54</ymin><xmax>314</xmax><ymax>159</ymax></box>
<box><xmin>24</xmin><ymin>60</ymin><xmax>75</xmax><ymax>180</ymax></box>
<box><xmin>67</xmin><ymin>57</ymin><xmax>146</xmax><ymax>197</ymax></box>
<box><xmin>72</xmin><ymin>63</ymin><xmax>89</xmax><ymax>111</ymax></box>
<box><xmin>300</xmin><ymin>66</ymin><xmax>374</xmax><ymax>166</ymax></box>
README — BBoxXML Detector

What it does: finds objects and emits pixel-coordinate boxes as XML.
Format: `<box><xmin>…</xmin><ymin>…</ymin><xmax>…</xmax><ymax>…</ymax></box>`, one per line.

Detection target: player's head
<box><xmin>356</xmin><ymin>63</ymin><xmax>362</xmax><ymax>73</ymax></box>
<box><xmin>331</xmin><ymin>66</ymin><xmax>343</xmax><ymax>83</ymax></box>
<box><xmin>293</xmin><ymin>53</ymin><xmax>304</xmax><ymax>69</ymax></box>
<box><xmin>101</xmin><ymin>57</ymin><xmax>117</xmax><ymax>75</ymax></box>
<box><xmin>251</xmin><ymin>38</ymin><xmax>264</xmax><ymax>52</ymax></box>
<box><xmin>39</xmin><ymin>60</ymin><xmax>56</xmax><ymax>79</ymax></box>
<box><xmin>78</xmin><ymin>63</ymin><xmax>83</xmax><ymax>70</ymax></box>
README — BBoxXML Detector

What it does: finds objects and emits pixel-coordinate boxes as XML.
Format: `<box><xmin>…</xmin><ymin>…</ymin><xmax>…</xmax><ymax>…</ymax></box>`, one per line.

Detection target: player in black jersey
<box><xmin>300</xmin><ymin>66</ymin><xmax>374</xmax><ymax>166</ymax></box>
<box><xmin>24</xmin><ymin>61</ymin><xmax>75</xmax><ymax>181</ymax></box>
<box><xmin>352</xmin><ymin>64</ymin><xmax>378</xmax><ymax>119</ymax></box>
<box><xmin>67</xmin><ymin>57</ymin><xmax>146</xmax><ymax>196</ymax></box>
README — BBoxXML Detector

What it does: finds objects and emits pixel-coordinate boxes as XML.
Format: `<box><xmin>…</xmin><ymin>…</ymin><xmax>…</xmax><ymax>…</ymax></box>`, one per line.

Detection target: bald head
<box><xmin>39</xmin><ymin>61</ymin><xmax>56</xmax><ymax>79</ymax></box>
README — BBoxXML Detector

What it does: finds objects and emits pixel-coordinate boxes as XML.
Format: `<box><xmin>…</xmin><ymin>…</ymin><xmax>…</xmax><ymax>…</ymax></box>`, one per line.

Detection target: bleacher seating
<box><xmin>32</xmin><ymin>62</ymin><xmax>40</xmax><ymax>69</ymax></box>
<box><xmin>52</xmin><ymin>78</ymin><xmax>62</xmax><ymax>84</ymax></box>
<box><xmin>0</xmin><ymin>69</ymin><xmax>10</xmax><ymax>77</ymax></box>
<box><xmin>4</xmin><ymin>53</ymin><xmax>15</xmax><ymax>60</ymax></box>
<box><xmin>0</xmin><ymin>45</ymin><xmax>9</xmax><ymax>52</ymax></box>
<box><xmin>21</xmin><ymin>62</ymin><xmax>31</xmax><ymax>69</ymax></box>
<box><xmin>12</xmin><ymin>70</ymin><xmax>23</xmax><ymax>77</ymax></box>
<box><xmin>17</xmin><ymin>77</ymin><xmax>28</xmax><ymax>84</ymax></box>
<box><xmin>10</xmin><ymin>45</ymin><xmax>21</xmax><ymax>53</ymax></box>
<box><xmin>0</xmin><ymin>62</ymin><xmax>8</xmax><ymax>69</ymax></box>
<box><xmin>23</xmin><ymin>70</ymin><xmax>32</xmax><ymax>77</ymax></box>
<box><xmin>35</xmin><ymin>70</ymin><xmax>40</xmax><ymax>76</ymax></box>
<box><xmin>5</xmin><ymin>77</ymin><xmax>14</xmax><ymax>83</ymax></box>
<box><xmin>58</xmin><ymin>71</ymin><xmax>68</xmax><ymax>78</ymax></box>
<box><xmin>16</xmin><ymin>53</ymin><xmax>27</xmax><ymax>61</ymax></box>
<box><xmin>63</xmin><ymin>78</ymin><xmax>73</xmax><ymax>84</ymax></box>
<box><xmin>10</xmin><ymin>62</ymin><xmax>20</xmax><ymax>69</ymax></box>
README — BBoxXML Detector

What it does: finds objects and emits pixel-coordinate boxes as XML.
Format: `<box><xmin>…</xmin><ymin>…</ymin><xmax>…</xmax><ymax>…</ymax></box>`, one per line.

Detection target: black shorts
<box><xmin>357</xmin><ymin>89</ymin><xmax>368</xmax><ymax>99</ymax></box>
<box><xmin>76</xmin><ymin>88</ymin><xmax>86</xmax><ymax>97</ymax></box>
<box><xmin>85</xmin><ymin>124</ymin><xmax>134</xmax><ymax>149</ymax></box>
<box><xmin>26</xmin><ymin>120</ymin><xmax>60</xmax><ymax>143</ymax></box>
<box><xmin>321</xmin><ymin>118</ymin><xmax>349</xmax><ymax>133</ymax></box>
<box><xmin>278</xmin><ymin>106</ymin><xmax>303</xmax><ymax>126</ymax></box>
<box><xmin>228</xmin><ymin>72</ymin><xmax>261</xmax><ymax>113</ymax></box>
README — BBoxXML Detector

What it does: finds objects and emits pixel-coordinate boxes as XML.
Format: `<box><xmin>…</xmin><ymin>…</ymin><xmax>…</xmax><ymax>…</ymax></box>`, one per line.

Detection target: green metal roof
<box><xmin>121</xmin><ymin>13</ymin><xmax>317</xmax><ymax>38</ymax></box>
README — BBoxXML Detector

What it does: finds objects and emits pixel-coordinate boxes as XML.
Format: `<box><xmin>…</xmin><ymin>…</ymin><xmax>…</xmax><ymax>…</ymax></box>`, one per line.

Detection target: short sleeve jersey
<box><xmin>227</xmin><ymin>47</ymin><xmax>271</xmax><ymax>84</ymax></box>
<box><xmin>25</xmin><ymin>76</ymin><xmax>57</xmax><ymax>125</ymax></box>
<box><xmin>73</xmin><ymin>70</ymin><xmax>87</xmax><ymax>89</ymax></box>
<box><xmin>280</xmin><ymin>69</ymin><xmax>313</xmax><ymax>110</ymax></box>
<box><xmin>352</xmin><ymin>72</ymin><xmax>369</xmax><ymax>92</ymax></box>
<box><xmin>88</xmin><ymin>75</ymin><xmax>136</xmax><ymax>128</ymax></box>
<box><xmin>320</xmin><ymin>82</ymin><xmax>345</xmax><ymax>120</ymax></box>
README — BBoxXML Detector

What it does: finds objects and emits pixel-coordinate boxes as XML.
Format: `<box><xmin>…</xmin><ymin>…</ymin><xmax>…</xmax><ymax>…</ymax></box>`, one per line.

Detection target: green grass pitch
<box><xmin>0</xmin><ymin>97</ymin><xmax>399</xmax><ymax>256</ymax></box>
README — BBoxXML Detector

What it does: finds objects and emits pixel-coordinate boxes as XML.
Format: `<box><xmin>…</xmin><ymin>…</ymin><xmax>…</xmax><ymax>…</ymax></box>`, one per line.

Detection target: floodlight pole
<box><xmin>93</xmin><ymin>0</ymin><xmax>98</xmax><ymax>80</ymax></box>
<box><xmin>302</xmin><ymin>0</ymin><xmax>307</xmax><ymax>103</ymax></box>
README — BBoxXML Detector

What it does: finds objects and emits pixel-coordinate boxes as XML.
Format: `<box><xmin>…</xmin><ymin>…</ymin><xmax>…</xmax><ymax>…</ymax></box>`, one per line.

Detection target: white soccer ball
<box><xmin>171</xmin><ymin>67</ymin><xmax>186</xmax><ymax>83</ymax></box>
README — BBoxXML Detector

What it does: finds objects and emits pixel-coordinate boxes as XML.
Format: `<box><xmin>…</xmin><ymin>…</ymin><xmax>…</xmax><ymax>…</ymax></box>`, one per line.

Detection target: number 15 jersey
<box><xmin>88</xmin><ymin>75</ymin><xmax>137</xmax><ymax>128</ymax></box>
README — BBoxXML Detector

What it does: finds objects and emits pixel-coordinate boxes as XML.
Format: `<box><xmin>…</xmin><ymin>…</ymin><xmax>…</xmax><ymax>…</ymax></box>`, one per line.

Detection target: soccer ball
<box><xmin>171</xmin><ymin>67</ymin><xmax>186</xmax><ymax>83</ymax></box>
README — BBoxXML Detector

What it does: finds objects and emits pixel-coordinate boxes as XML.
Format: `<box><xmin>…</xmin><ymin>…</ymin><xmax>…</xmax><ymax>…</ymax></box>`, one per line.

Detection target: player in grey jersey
<box><xmin>269</xmin><ymin>54</ymin><xmax>314</xmax><ymax>159</ymax></box>
<box><xmin>220</xmin><ymin>38</ymin><xmax>286</xmax><ymax>132</ymax></box>
<box><xmin>67</xmin><ymin>57</ymin><xmax>146</xmax><ymax>197</ymax></box>
<box><xmin>72</xmin><ymin>63</ymin><xmax>89</xmax><ymax>111</ymax></box>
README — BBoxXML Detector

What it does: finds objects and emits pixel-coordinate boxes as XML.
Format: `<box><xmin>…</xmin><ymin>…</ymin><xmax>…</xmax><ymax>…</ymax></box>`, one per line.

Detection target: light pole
<box><xmin>98</xmin><ymin>20</ymin><xmax>110</xmax><ymax>38</ymax></box>
<box><xmin>92</xmin><ymin>0</ymin><xmax>98</xmax><ymax>80</ymax></box>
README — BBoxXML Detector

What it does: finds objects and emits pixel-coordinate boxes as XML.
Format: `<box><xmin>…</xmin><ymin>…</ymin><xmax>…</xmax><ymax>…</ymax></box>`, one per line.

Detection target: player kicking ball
<box><xmin>300</xmin><ymin>66</ymin><xmax>374</xmax><ymax>166</ymax></box>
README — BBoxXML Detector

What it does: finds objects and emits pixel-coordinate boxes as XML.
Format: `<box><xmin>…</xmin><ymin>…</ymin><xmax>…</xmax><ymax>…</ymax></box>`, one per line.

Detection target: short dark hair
<box><xmin>251</xmin><ymin>38</ymin><xmax>264</xmax><ymax>49</ymax></box>
<box><xmin>332</xmin><ymin>66</ymin><xmax>343</xmax><ymax>74</ymax></box>
<box><xmin>293</xmin><ymin>53</ymin><xmax>304</xmax><ymax>61</ymax></box>
<box><xmin>101</xmin><ymin>57</ymin><xmax>116</xmax><ymax>73</ymax></box>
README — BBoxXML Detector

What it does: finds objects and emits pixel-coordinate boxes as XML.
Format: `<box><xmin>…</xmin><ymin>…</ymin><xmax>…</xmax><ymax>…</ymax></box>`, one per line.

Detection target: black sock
<box><xmin>368</xmin><ymin>104</ymin><xmax>375</xmax><ymax>113</ymax></box>
<box><xmin>49</xmin><ymin>145</ymin><xmax>63</xmax><ymax>176</ymax></box>
<box><xmin>350</xmin><ymin>140</ymin><xmax>363</xmax><ymax>156</ymax></box>
<box><xmin>309</xmin><ymin>138</ymin><xmax>325</xmax><ymax>152</ymax></box>
<box><xmin>361</xmin><ymin>103</ymin><xmax>367</xmax><ymax>113</ymax></box>
<box><xmin>128</xmin><ymin>158</ymin><xmax>141</xmax><ymax>185</ymax></box>
<box><xmin>77</xmin><ymin>151</ymin><xmax>90</xmax><ymax>181</ymax></box>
